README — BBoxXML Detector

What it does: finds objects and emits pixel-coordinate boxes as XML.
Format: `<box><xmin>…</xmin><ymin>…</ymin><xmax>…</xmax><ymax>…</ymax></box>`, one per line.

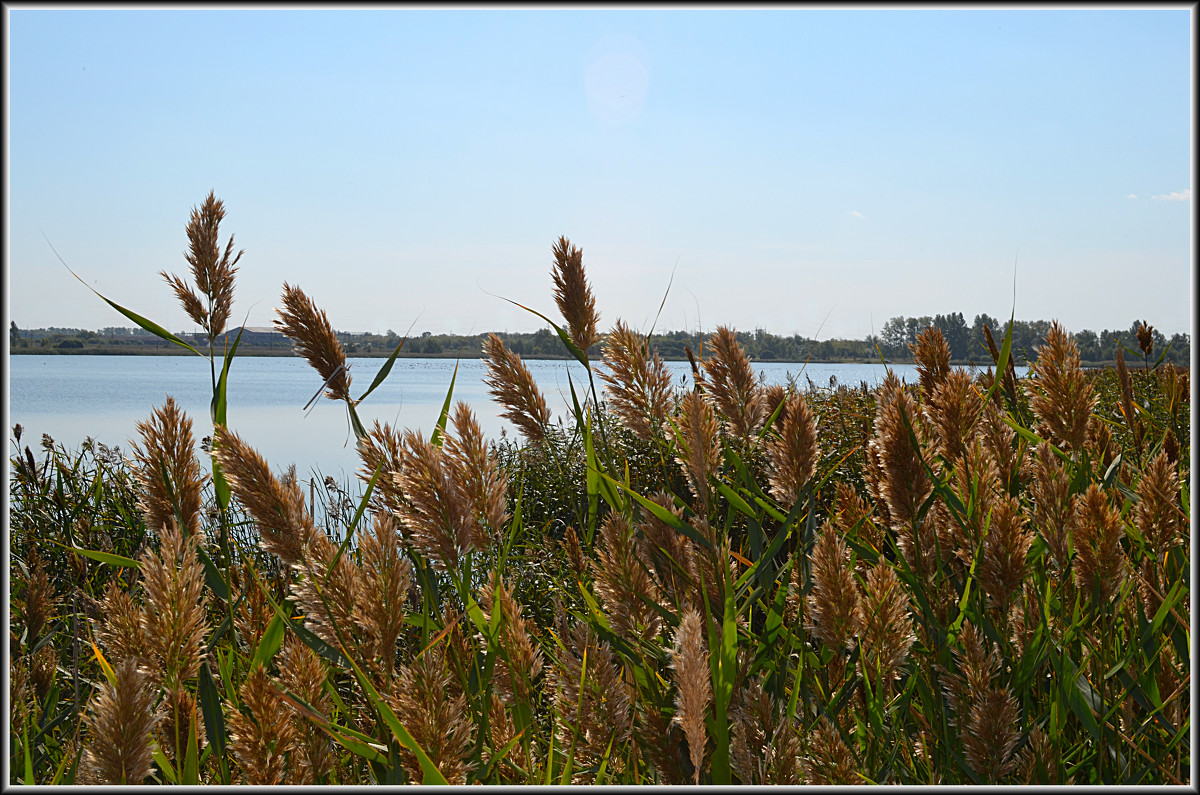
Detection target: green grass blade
<box><xmin>153</xmin><ymin>743</ymin><xmax>178</xmax><ymax>784</ymax></box>
<box><xmin>594</xmin><ymin>468</ymin><xmax>714</xmax><ymax>550</ymax></box>
<box><xmin>50</xmin><ymin>540</ymin><xmax>139</xmax><ymax>569</ymax></box>
<box><xmin>250</xmin><ymin>613</ymin><xmax>287</xmax><ymax>671</ymax></box>
<box><xmin>197</xmin><ymin>661</ymin><xmax>229</xmax><ymax>784</ymax></box>
<box><xmin>357</xmin><ymin>333</ymin><xmax>409</xmax><ymax>403</ymax></box>
<box><xmin>48</xmin><ymin>238</ymin><xmax>203</xmax><ymax>357</ymax></box>
<box><xmin>495</xmin><ymin>294</ymin><xmax>589</xmax><ymax>366</ymax></box>
<box><xmin>710</xmin><ymin>556</ymin><xmax>737</xmax><ymax>785</ymax></box>
<box><xmin>182</xmin><ymin>710</ymin><xmax>200</xmax><ymax>785</ymax></box>
<box><xmin>430</xmin><ymin>360</ymin><xmax>459</xmax><ymax>448</ymax></box>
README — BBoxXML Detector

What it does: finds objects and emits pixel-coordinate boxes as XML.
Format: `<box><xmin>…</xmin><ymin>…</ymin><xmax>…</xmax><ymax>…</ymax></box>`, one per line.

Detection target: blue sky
<box><xmin>6</xmin><ymin>7</ymin><xmax>1193</xmax><ymax>342</ymax></box>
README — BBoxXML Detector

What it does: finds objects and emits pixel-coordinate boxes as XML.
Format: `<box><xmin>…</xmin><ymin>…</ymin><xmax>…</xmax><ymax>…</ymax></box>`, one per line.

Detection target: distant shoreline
<box><xmin>9</xmin><ymin>347</ymin><xmax>1143</xmax><ymax>370</ymax></box>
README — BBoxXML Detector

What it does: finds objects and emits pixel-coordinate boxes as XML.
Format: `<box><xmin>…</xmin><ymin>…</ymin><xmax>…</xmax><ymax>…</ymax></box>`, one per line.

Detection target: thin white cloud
<box><xmin>847</xmin><ymin>210</ymin><xmax>863</xmax><ymax>218</ymax></box>
<box><xmin>1151</xmin><ymin>188</ymin><xmax>1191</xmax><ymax>201</ymax></box>
<box><xmin>1125</xmin><ymin>194</ymin><xmax>1138</xmax><ymax>200</ymax></box>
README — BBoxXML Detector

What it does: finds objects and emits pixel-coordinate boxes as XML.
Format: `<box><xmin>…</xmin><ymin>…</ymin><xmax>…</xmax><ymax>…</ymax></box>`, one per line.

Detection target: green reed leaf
<box><xmin>496</xmin><ymin>294</ymin><xmax>589</xmax><ymax>367</ymax></box>
<box><xmin>49</xmin><ymin>540</ymin><xmax>139</xmax><ymax>570</ymax></box>
<box><xmin>153</xmin><ymin>743</ymin><xmax>178</xmax><ymax>785</ymax></box>
<box><xmin>593</xmin><ymin>468</ymin><xmax>714</xmax><ymax>551</ymax></box>
<box><xmin>197</xmin><ymin>661</ymin><xmax>229</xmax><ymax>784</ymax></box>
<box><xmin>49</xmin><ymin>239</ymin><xmax>203</xmax><ymax>358</ymax></box>
<box><xmin>357</xmin><ymin>332</ymin><xmax>408</xmax><ymax>404</ymax></box>
<box><xmin>182</xmin><ymin>710</ymin><xmax>200</xmax><ymax>785</ymax></box>
<box><xmin>430</xmin><ymin>359</ymin><xmax>459</xmax><ymax>448</ymax></box>
<box><xmin>250</xmin><ymin>613</ymin><xmax>287</xmax><ymax>672</ymax></box>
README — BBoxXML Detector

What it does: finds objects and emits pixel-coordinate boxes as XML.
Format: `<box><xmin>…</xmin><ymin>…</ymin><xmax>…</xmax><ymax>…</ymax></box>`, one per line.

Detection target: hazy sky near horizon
<box><xmin>6</xmin><ymin>7</ymin><xmax>1194</xmax><ymax>342</ymax></box>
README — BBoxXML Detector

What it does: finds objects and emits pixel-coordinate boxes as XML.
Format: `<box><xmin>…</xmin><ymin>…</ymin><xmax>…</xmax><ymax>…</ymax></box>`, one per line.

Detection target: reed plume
<box><xmin>834</xmin><ymin>481</ymin><xmax>881</xmax><ymax>558</ymax></box>
<box><xmin>80</xmin><ymin>658</ymin><xmax>161</xmax><ymax>785</ymax></box>
<box><xmin>561</xmin><ymin>525</ymin><xmax>587</xmax><ymax>580</ymax></box>
<box><xmin>982</xmin><ymin>322</ymin><xmax>1019</xmax><ymax>402</ymax></box>
<box><xmin>1115</xmin><ymin>347</ymin><xmax>1142</xmax><ymax>452</ymax></box>
<box><xmin>1073</xmin><ymin>483</ymin><xmax>1127</xmax><ymax>603</ymax></box>
<box><xmin>938</xmin><ymin>622</ymin><xmax>998</xmax><ymax>726</ymax></box>
<box><xmin>478</xmin><ymin>570</ymin><xmax>544</xmax><ymax>705</ymax></box>
<box><xmin>859</xmin><ymin>562</ymin><xmax>915</xmax><ymax>693</ymax></box>
<box><xmin>228</xmin><ymin>664</ymin><xmax>295</xmax><ymax>785</ymax></box>
<box><xmin>639</xmin><ymin>491</ymin><xmax>698</xmax><ymax>607</ymax></box>
<box><xmin>138</xmin><ymin>520</ymin><xmax>208</xmax><ymax>692</ymax></box>
<box><xmin>963</xmin><ymin>687</ymin><xmax>1021</xmax><ymax>782</ymax></box>
<box><xmin>1018</xmin><ymin>726</ymin><xmax>1068</xmax><ymax>785</ymax></box>
<box><xmin>803</xmin><ymin>716</ymin><xmax>859</xmax><ymax>785</ymax></box>
<box><xmin>765</xmin><ymin>391</ymin><xmax>819</xmax><ymax>509</ymax></box>
<box><xmin>1028</xmin><ymin>441</ymin><xmax>1074</xmax><ymax>573</ymax></box>
<box><xmin>925</xmin><ymin>369</ymin><xmax>982</xmax><ymax>463</ymax></box>
<box><xmin>443</xmin><ymin>401</ymin><xmax>509</xmax><ymax>548</ymax></box>
<box><xmin>277</xmin><ymin>636</ymin><xmax>334</xmax><ymax>784</ymax></box>
<box><xmin>870</xmin><ymin>386</ymin><xmax>932</xmax><ymax>529</ymax></box>
<box><xmin>1136</xmin><ymin>320</ymin><xmax>1155</xmax><ymax>358</ymax></box>
<box><xmin>977</xmin><ymin>494</ymin><xmax>1033</xmax><ymax>613</ymax></box>
<box><xmin>552</xmin><ymin>623</ymin><xmax>633</xmax><ymax>781</ymax></box>
<box><xmin>702</xmin><ymin>326</ymin><xmax>764</xmax><ymax>440</ymax></box>
<box><xmin>1024</xmin><ymin>320</ymin><xmax>1095</xmax><ymax>454</ymax></box>
<box><xmin>483</xmin><ymin>333</ymin><xmax>551</xmax><ymax>443</ymax></box>
<box><xmin>1133</xmin><ymin>449</ymin><xmax>1183</xmax><ymax>555</ymax></box>
<box><xmin>161</xmin><ymin>190</ymin><xmax>242</xmax><ymax>345</ymax></box>
<box><xmin>213</xmin><ymin>427</ymin><xmax>361</xmax><ymax>647</ymax></box>
<box><xmin>388</xmin><ymin>645</ymin><xmax>475</xmax><ymax>784</ymax></box>
<box><xmin>356</xmin><ymin>419</ymin><xmax>407</xmax><ymax>515</ymax></box>
<box><xmin>599</xmin><ymin>319</ymin><xmax>674</xmax><ymax>441</ymax></box>
<box><xmin>394</xmin><ymin>429</ymin><xmax>474</xmax><ymax>575</ymax></box>
<box><xmin>591</xmin><ymin>511</ymin><xmax>662</xmax><ymax>640</ymax></box>
<box><xmin>911</xmin><ymin>325</ymin><xmax>951</xmax><ymax>397</ymax></box>
<box><xmin>212</xmin><ymin>427</ymin><xmax>315</xmax><ymax>566</ymax></box>
<box><xmin>805</xmin><ymin>523</ymin><xmax>863</xmax><ymax>680</ymax></box>
<box><xmin>131</xmin><ymin>396</ymin><xmax>206</xmax><ymax>544</ymax></box>
<box><xmin>668</xmin><ymin>389</ymin><xmax>721</xmax><ymax>513</ymax></box>
<box><xmin>274</xmin><ymin>282</ymin><xmax>351</xmax><ymax>402</ymax></box>
<box><xmin>551</xmin><ymin>235</ymin><xmax>600</xmax><ymax>353</ymax></box>
<box><xmin>671</xmin><ymin>607</ymin><xmax>711</xmax><ymax>784</ymax></box>
<box><xmin>94</xmin><ymin>580</ymin><xmax>146</xmax><ymax>666</ymax></box>
<box><xmin>354</xmin><ymin>513</ymin><xmax>412</xmax><ymax>678</ymax></box>
<box><xmin>979</xmin><ymin>400</ymin><xmax>1021</xmax><ymax>493</ymax></box>
<box><xmin>730</xmin><ymin>675</ymin><xmax>801</xmax><ymax>784</ymax></box>
<box><xmin>13</xmin><ymin>550</ymin><xmax>56</xmax><ymax>647</ymax></box>
<box><xmin>761</xmin><ymin>383</ymin><xmax>788</xmax><ymax>428</ymax></box>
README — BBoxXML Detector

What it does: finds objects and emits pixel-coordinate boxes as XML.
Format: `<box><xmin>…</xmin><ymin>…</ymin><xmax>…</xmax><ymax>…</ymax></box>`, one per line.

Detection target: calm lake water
<box><xmin>9</xmin><ymin>355</ymin><xmax>1027</xmax><ymax>482</ymax></box>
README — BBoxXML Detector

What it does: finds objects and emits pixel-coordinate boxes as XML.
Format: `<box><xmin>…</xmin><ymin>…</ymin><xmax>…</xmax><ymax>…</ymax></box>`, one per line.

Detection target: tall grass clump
<box><xmin>10</xmin><ymin>202</ymin><xmax>1191</xmax><ymax>785</ymax></box>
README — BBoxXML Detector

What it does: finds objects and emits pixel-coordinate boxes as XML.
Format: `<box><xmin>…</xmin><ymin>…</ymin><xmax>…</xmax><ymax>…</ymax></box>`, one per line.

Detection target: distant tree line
<box><xmin>8</xmin><ymin>316</ymin><xmax>1190</xmax><ymax>366</ymax></box>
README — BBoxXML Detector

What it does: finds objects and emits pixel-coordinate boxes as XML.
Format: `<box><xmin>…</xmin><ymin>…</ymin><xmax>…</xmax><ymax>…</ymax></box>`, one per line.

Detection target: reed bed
<box><xmin>8</xmin><ymin>194</ymin><xmax>1192</xmax><ymax>785</ymax></box>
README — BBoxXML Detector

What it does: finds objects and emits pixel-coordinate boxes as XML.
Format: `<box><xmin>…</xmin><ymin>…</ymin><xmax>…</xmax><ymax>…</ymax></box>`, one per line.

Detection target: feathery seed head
<box><xmin>483</xmin><ymin>333</ymin><xmax>551</xmax><ymax>443</ymax></box>
<box><xmin>910</xmin><ymin>325</ymin><xmax>951</xmax><ymax>397</ymax></box>
<box><xmin>274</xmin><ymin>283</ymin><xmax>351</xmax><ymax>402</ymax></box>
<box><xmin>1134</xmin><ymin>450</ymin><xmax>1184</xmax><ymax>555</ymax></box>
<box><xmin>765</xmin><ymin>391</ymin><xmax>819</xmax><ymax>509</ymax></box>
<box><xmin>139</xmin><ymin>520</ymin><xmax>208</xmax><ymax>690</ymax></box>
<box><xmin>1136</xmin><ymin>320</ymin><xmax>1155</xmax><ymax>357</ymax></box>
<box><xmin>132</xmin><ymin>397</ymin><xmax>206</xmax><ymax>544</ymax></box>
<box><xmin>1073</xmin><ymin>483</ymin><xmax>1127</xmax><ymax>603</ymax></box>
<box><xmin>703</xmin><ymin>326</ymin><xmax>764</xmax><ymax>440</ymax></box>
<box><xmin>1024</xmin><ymin>320</ymin><xmax>1096</xmax><ymax>454</ymax></box>
<box><xmin>859</xmin><ymin>562</ymin><xmax>915</xmax><ymax>692</ymax></box>
<box><xmin>551</xmin><ymin>235</ymin><xmax>601</xmax><ymax>353</ymax></box>
<box><xmin>600</xmin><ymin>319</ymin><xmax>674</xmax><ymax>441</ymax></box>
<box><xmin>162</xmin><ymin>191</ymin><xmax>242</xmax><ymax>344</ymax></box>
<box><xmin>81</xmin><ymin>658</ymin><xmax>161</xmax><ymax>785</ymax></box>
<box><xmin>805</xmin><ymin>522</ymin><xmax>864</xmax><ymax>657</ymax></box>
<box><xmin>671</xmin><ymin>607</ymin><xmax>711</xmax><ymax>784</ymax></box>
<box><xmin>668</xmin><ymin>389</ymin><xmax>721</xmax><ymax>513</ymax></box>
